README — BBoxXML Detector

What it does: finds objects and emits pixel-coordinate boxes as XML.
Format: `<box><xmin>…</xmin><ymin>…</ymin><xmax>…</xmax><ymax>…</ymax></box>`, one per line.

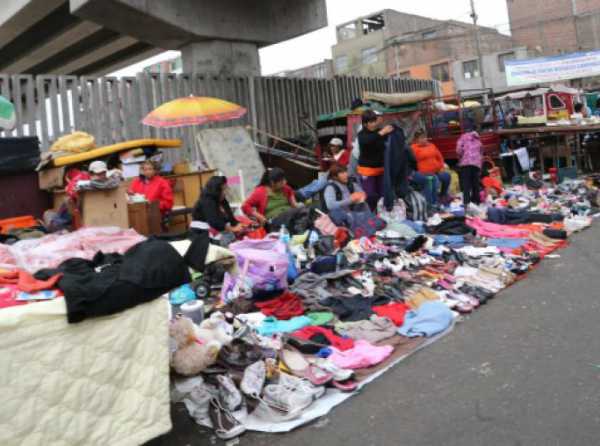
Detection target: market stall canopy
<box><xmin>0</xmin><ymin>95</ymin><xmax>16</xmax><ymax>131</ymax></box>
<box><xmin>142</xmin><ymin>96</ymin><xmax>247</xmax><ymax>128</ymax></box>
<box><xmin>496</xmin><ymin>85</ymin><xmax>580</xmax><ymax>101</ymax></box>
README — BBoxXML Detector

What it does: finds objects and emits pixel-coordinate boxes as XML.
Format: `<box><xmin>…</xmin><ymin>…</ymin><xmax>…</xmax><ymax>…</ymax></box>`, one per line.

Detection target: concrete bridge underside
<box><xmin>0</xmin><ymin>0</ymin><xmax>327</xmax><ymax>75</ymax></box>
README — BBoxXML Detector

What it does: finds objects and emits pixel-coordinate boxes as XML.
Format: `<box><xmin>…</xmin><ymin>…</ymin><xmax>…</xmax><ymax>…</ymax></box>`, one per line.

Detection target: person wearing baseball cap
<box><xmin>88</xmin><ymin>160</ymin><xmax>108</xmax><ymax>179</ymax></box>
<box><xmin>297</xmin><ymin>136</ymin><xmax>350</xmax><ymax>201</ymax></box>
<box><xmin>327</xmin><ymin>137</ymin><xmax>350</xmax><ymax>167</ymax></box>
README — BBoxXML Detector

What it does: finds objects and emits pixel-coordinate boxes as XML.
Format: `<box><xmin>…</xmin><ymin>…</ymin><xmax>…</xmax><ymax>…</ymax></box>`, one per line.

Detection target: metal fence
<box><xmin>0</xmin><ymin>73</ymin><xmax>437</xmax><ymax>162</ymax></box>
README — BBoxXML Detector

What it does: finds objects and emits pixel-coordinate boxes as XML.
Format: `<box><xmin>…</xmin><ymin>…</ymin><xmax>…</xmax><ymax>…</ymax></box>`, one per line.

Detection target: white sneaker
<box><xmin>278</xmin><ymin>372</ymin><xmax>326</xmax><ymax>400</ymax></box>
<box><xmin>309</xmin><ymin>358</ymin><xmax>354</xmax><ymax>381</ymax></box>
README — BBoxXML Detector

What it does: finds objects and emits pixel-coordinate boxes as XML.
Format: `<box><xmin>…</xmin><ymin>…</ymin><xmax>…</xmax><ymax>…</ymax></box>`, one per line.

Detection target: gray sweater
<box><xmin>323</xmin><ymin>179</ymin><xmax>364</xmax><ymax>212</ymax></box>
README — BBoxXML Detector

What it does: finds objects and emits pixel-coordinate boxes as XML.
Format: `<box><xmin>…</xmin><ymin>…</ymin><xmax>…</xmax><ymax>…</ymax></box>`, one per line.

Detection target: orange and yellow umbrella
<box><xmin>142</xmin><ymin>96</ymin><xmax>247</xmax><ymax>128</ymax></box>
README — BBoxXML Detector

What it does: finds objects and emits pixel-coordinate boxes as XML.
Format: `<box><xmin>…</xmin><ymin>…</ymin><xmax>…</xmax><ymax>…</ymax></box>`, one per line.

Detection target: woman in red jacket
<box><xmin>128</xmin><ymin>160</ymin><xmax>174</xmax><ymax>215</ymax></box>
<box><xmin>242</xmin><ymin>167</ymin><xmax>297</xmax><ymax>226</ymax></box>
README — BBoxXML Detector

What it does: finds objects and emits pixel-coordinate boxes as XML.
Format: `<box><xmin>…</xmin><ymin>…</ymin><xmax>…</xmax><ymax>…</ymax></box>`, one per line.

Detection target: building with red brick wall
<box><xmin>507</xmin><ymin>0</ymin><xmax>600</xmax><ymax>55</ymax></box>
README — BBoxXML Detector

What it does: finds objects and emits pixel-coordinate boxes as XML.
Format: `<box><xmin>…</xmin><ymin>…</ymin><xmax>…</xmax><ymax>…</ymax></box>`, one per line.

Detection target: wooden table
<box><xmin>498</xmin><ymin>124</ymin><xmax>600</xmax><ymax>173</ymax></box>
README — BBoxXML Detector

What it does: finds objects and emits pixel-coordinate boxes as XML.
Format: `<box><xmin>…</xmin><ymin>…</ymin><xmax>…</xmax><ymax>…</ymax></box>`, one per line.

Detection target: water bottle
<box><xmin>279</xmin><ymin>225</ymin><xmax>290</xmax><ymax>246</ymax></box>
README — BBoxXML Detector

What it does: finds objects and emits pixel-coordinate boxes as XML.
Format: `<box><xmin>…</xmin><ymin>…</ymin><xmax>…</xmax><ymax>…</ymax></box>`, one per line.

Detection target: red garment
<box><xmin>241</xmin><ymin>185</ymin><xmax>295</xmax><ymax>218</ymax></box>
<box><xmin>255</xmin><ymin>291</ymin><xmax>304</xmax><ymax>320</ymax></box>
<box><xmin>0</xmin><ymin>270</ymin><xmax>62</xmax><ymax>293</ymax></box>
<box><xmin>128</xmin><ymin>175</ymin><xmax>174</xmax><ymax>214</ymax></box>
<box><xmin>372</xmin><ymin>302</ymin><xmax>410</xmax><ymax>326</ymax></box>
<box><xmin>412</xmin><ymin>142</ymin><xmax>445</xmax><ymax>174</ymax></box>
<box><xmin>66</xmin><ymin>170</ymin><xmax>91</xmax><ymax>199</ymax></box>
<box><xmin>482</xmin><ymin>176</ymin><xmax>503</xmax><ymax>194</ymax></box>
<box><xmin>0</xmin><ymin>285</ymin><xmax>25</xmax><ymax>309</ymax></box>
<box><xmin>292</xmin><ymin>326</ymin><xmax>355</xmax><ymax>351</ymax></box>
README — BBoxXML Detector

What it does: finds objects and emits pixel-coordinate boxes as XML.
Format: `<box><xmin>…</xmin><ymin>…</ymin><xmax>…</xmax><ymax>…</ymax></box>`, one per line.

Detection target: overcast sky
<box><xmin>112</xmin><ymin>0</ymin><xmax>510</xmax><ymax>77</ymax></box>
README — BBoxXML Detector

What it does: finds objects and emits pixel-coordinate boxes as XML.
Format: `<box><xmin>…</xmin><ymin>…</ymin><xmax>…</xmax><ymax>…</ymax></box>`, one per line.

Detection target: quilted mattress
<box><xmin>0</xmin><ymin>297</ymin><xmax>171</xmax><ymax>446</ymax></box>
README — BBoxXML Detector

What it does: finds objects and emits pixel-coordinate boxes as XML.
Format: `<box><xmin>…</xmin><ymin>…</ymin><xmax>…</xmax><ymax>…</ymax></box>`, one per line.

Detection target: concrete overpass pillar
<box><xmin>181</xmin><ymin>40</ymin><xmax>260</xmax><ymax>76</ymax></box>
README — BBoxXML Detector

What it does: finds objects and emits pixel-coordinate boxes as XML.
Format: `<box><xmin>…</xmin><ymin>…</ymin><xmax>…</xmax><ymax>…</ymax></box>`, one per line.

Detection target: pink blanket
<box><xmin>0</xmin><ymin>227</ymin><xmax>145</xmax><ymax>273</ymax></box>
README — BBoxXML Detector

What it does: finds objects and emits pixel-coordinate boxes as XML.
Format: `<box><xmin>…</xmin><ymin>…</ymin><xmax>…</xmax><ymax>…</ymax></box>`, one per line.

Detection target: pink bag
<box><xmin>314</xmin><ymin>210</ymin><xmax>338</xmax><ymax>236</ymax></box>
<box><xmin>229</xmin><ymin>237</ymin><xmax>289</xmax><ymax>292</ymax></box>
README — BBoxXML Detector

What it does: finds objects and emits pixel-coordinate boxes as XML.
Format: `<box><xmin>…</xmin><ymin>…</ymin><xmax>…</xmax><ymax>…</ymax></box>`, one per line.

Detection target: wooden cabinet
<box><xmin>165</xmin><ymin>170</ymin><xmax>216</xmax><ymax>208</ymax></box>
<box><xmin>127</xmin><ymin>201</ymin><xmax>161</xmax><ymax>236</ymax></box>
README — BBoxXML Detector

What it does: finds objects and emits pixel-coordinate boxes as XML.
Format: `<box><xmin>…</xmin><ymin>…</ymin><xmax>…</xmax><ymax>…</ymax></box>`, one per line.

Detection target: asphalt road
<box><xmin>148</xmin><ymin>222</ymin><xmax>600</xmax><ymax>446</ymax></box>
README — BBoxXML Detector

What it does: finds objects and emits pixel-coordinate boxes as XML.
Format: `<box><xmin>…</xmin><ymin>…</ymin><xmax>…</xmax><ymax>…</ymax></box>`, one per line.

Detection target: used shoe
<box><xmin>208</xmin><ymin>397</ymin><xmax>246</xmax><ymax>440</ymax></box>
<box><xmin>240</xmin><ymin>360</ymin><xmax>266</xmax><ymax>399</ymax></box>
<box><xmin>217</xmin><ymin>374</ymin><xmax>243</xmax><ymax>412</ymax></box>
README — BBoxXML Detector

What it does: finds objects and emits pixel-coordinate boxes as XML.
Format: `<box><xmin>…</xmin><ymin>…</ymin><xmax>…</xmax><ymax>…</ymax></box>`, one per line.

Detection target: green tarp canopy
<box><xmin>317</xmin><ymin>103</ymin><xmax>419</xmax><ymax>123</ymax></box>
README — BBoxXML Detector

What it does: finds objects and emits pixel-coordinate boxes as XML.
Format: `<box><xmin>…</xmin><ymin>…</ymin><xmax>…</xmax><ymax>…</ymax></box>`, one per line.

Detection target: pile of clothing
<box><xmin>163</xmin><ymin>178</ymin><xmax>596</xmax><ymax>439</ymax></box>
<box><xmin>0</xmin><ymin>178</ymin><xmax>596</xmax><ymax>441</ymax></box>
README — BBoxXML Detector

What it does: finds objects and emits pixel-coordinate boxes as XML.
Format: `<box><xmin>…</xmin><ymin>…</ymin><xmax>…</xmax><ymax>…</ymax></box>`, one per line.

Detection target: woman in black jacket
<box><xmin>192</xmin><ymin>176</ymin><xmax>241</xmax><ymax>235</ymax></box>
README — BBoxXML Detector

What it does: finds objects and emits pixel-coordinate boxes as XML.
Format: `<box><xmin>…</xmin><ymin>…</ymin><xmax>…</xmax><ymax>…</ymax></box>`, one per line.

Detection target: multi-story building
<box><xmin>332</xmin><ymin>10</ymin><xmax>440</xmax><ymax>77</ymax></box>
<box><xmin>507</xmin><ymin>0</ymin><xmax>600</xmax><ymax>55</ymax></box>
<box><xmin>452</xmin><ymin>47</ymin><xmax>535</xmax><ymax>94</ymax></box>
<box><xmin>332</xmin><ymin>9</ymin><xmax>513</xmax><ymax>84</ymax></box>
<box><xmin>272</xmin><ymin>59</ymin><xmax>334</xmax><ymax>79</ymax></box>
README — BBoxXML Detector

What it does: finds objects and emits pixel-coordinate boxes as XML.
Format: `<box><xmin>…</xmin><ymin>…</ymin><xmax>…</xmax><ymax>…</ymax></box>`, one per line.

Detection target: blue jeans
<box><xmin>297</xmin><ymin>176</ymin><xmax>328</xmax><ymax>199</ymax></box>
<box><xmin>411</xmin><ymin>172</ymin><xmax>451</xmax><ymax>205</ymax></box>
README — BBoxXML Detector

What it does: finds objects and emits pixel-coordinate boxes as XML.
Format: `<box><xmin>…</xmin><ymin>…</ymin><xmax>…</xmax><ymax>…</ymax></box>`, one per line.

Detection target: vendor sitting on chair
<box><xmin>128</xmin><ymin>160</ymin><xmax>174</xmax><ymax>216</ymax></box>
<box><xmin>192</xmin><ymin>176</ymin><xmax>242</xmax><ymax>238</ymax></box>
<box><xmin>242</xmin><ymin>167</ymin><xmax>297</xmax><ymax>227</ymax></box>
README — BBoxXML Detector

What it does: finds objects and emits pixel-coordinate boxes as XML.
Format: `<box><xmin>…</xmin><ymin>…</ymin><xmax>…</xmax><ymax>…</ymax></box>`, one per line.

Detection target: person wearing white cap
<box><xmin>88</xmin><ymin>160</ymin><xmax>108</xmax><ymax>180</ymax></box>
<box><xmin>297</xmin><ymin>137</ymin><xmax>350</xmax><ymax>201</ymax></box>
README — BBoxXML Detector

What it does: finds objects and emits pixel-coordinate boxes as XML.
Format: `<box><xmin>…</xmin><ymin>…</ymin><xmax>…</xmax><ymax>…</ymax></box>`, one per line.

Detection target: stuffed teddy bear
<box><xmin>194</xmin><ymin>312</ymin><xmax>234</xmax><ymax>347</ymax></box>
<box><xmin>169</xmin><ymin>315</ymin><xmax>221</xmax><ymax>376</ymax></box>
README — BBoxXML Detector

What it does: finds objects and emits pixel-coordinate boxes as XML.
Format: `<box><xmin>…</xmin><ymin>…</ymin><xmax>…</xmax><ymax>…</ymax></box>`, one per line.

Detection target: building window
<box><xmin>422</xmin><ymin>30</ymin><xmax>437</xmax><ymax>39</ymax></box>
<box><xmin>431</xmin><ymin>63</ymin><xmax>450</xmax><ymax>82</ymax></box>
<box><xmin>498</xmin><ymin>52</ymin><xmax>515</xmax><ymax>72</ymax></box>
<box><xmin>361</xmin><ymin>14</ymin><xmax>385</xmax><ymax>35</ymax></box>
<box><xmin>548</xmin><ymin>94</ymin><xmax>566</xmax><ymax>109</ymax></box>
<box><xmin>463</xmin><ymin>60</ymin><xmax>480</xmax><ymax>79</ymax></box>
<box><xmin>362</xmin><ymin>47</ymin><xmax>378</xmax><ymax>65</ymax></box>
<box><xmin>335</xmin><ymin>55</ymin><xmax>349</xmax><ymax>73</ymax></box>
<box><xmin>398</xmin><ymin>71</ymin><xmax>411</xmax><ymax>79</ymax></box>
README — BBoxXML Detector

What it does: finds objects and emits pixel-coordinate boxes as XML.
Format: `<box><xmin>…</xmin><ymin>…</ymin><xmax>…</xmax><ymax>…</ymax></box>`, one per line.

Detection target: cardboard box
<box><xmin>38</xmin><ymin>166</ymin><xmax>66</xmax><ymax>190</ymax></box>
<box><xmin>81</xmin><ymin>185</ymin><xmax>129</xmax><ymax>229</ymax></box>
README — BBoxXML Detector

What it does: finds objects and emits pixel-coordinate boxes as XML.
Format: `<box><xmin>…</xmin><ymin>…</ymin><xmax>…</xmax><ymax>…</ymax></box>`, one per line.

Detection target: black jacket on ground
<box><xmin>35</xmin><ymin>239</ymin><xmax>191</xmax><ymax>323</ymax></box>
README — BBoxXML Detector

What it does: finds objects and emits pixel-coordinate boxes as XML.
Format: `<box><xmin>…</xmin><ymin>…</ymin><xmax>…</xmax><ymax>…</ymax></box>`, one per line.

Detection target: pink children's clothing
<box><xmin>466</xmin><ymin>218</ymin><xmax>532</xmax><ymax>239</ymax></box>
<box><xmin>328</xmin><ymin>340</ymin><xmax>393</xmax><ymax>369</ymax></box>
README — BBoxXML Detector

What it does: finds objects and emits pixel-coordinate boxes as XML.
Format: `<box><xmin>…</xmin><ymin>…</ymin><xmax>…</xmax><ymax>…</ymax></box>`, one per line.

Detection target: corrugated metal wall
<box><xmin>0</xmin><ymin>73</ymin><xmax>437</xmax><ymax>162</ymax></box>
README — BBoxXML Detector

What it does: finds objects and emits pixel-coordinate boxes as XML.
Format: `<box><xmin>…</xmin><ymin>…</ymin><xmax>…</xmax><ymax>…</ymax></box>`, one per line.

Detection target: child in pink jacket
<box><xmin>456</xmin><ymin>131</ymin><xmax>483</xmax><ymax>206</ymax></box>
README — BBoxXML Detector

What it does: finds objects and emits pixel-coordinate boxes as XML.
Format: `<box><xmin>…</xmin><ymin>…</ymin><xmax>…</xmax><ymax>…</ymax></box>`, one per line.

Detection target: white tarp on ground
<box><xmin>195</xmin><ymin>126</ymin><xmax>265</xmax><ymax>204</ymax></box>
<box><xmin>0</xmin><ymin>297</ymin><xmax>171</xmax><ymax>446</ymax></box>
<box><xmin>243</xmin><ymin>322</ymin><xmax>455</xmax><ymax>432</ymax></box>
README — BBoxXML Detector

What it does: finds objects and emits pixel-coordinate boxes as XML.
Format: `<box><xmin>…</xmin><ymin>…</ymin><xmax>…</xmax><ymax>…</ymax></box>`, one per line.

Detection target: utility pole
<box><xmin>469</xmin><ymin>0</ymin><xmax>486</xmax><ymax>90</ymax></box>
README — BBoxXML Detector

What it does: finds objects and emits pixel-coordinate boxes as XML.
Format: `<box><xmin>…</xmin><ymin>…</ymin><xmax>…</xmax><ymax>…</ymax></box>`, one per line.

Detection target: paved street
<box><xmin>149</xmin><ymin>223</ymin><xmax>600</xmax><ymax>446</ymax></box>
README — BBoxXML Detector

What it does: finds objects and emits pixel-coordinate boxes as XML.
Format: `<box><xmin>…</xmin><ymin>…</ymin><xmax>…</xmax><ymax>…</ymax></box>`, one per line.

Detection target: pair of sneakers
<box><xmin>250</xmin><ymin>372</ymin><xmax>324</xmax><ymax>422</ymax></box>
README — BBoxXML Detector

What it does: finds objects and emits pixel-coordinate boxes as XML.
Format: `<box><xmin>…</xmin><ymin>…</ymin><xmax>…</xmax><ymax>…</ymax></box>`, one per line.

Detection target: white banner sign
<box><xmin>505</xmin><ymin>51</ymin><xmax>600</xmax><ymax>86</ymax></box>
